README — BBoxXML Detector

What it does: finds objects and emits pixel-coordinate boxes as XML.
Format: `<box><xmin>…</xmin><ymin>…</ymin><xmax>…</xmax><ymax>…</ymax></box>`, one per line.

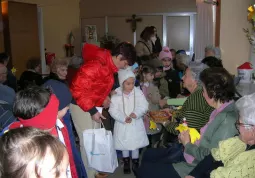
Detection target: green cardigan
<box><xmin>173</xmin><ymin>102</ymin><xmax>239</xmax><ymax>178</ymax></box>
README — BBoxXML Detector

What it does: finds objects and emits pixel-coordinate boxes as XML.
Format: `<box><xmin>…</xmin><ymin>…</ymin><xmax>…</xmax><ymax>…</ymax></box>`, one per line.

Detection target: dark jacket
<box><xmin>152</xmin><ymin>36</ymin><xmax>162</xmax><ymax>54</ymax></box>
<box><xmin>165</xmin><ymin>69</ymin><xmax>181</xmax><ymax>98</ymax></box>
<box><xmin>4</xmin><ymin>70</ymin><xmax>17</xmax><ymax>91</ymax></box>
<box><xmin>0</xmin><ymin>102</ymin><xmax>16</xmax><ymax>132</ymax></box>
<box><xmin>19</xmin><ymin>70</ymin><xmax>43</xmax><ymax>90</ymax></box>
<box><xmin>43</xmin><ymin>72</ymin><xmax>67</xmax><ymax>84</ymax></box>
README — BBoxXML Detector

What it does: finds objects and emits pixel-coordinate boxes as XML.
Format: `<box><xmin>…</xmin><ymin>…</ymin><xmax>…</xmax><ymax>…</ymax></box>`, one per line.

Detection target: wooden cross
<box><xmin>126</xmin><ymin>14</ymin><xmax>142</xmax><ymax>32</ymax></box>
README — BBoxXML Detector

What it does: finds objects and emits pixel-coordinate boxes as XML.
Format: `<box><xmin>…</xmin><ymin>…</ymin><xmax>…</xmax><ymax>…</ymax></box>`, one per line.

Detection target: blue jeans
<box><xmin>63</xmin><ymin>111</ymin><xmax>87</xmax><ymax>178</ymax></box>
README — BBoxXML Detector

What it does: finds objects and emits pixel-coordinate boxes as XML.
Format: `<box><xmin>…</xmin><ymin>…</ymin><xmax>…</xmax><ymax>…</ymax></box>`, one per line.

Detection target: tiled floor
<box><xmin>108</xmin><ymin>161</ymin><xmax>136</xmax><ymax>178</ymax></box>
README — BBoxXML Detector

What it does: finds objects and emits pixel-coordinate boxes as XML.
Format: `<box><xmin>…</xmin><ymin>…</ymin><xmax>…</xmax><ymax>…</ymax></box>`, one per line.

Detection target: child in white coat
<box><xmin>109</xmin><ymin>69</ymin><xmax>149</xmax><ymax>175</ymax></box>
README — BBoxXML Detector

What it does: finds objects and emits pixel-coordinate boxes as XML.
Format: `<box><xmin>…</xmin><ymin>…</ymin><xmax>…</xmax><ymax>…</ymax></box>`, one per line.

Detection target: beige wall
<box><xmin>80</xmin><ymin>0</ymin><xmax>196</xmax><ymax>18</ymax></box>
<box><xmin>8</xmin><ymin>0</ymin><xmax>81</xmax><ymax>57</ymax></box>
<box><xmin>220</xmin><ymin>0</ymin><xmax>253</xmax><ymax>74</ymax></box>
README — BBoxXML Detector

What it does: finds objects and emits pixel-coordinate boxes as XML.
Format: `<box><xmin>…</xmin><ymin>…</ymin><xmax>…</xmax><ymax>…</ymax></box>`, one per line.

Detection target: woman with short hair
<box><xmin>43</xmin><ymin>57</ymin><xmax>69</xmax><ymax>83</ymax></box>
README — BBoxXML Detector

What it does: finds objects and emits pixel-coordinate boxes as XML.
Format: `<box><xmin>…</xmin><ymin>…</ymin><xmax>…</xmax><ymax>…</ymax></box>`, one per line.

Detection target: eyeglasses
<box><xmin>235</xmin><ymin>120</ymin><xmax>254</xmax><ymax>130</ymax></box>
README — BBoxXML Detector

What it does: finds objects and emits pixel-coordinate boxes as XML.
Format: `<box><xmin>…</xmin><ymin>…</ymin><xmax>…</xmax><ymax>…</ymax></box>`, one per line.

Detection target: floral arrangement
<box><xmin>244</xmin><ymin>4</ymin><xmax>255</xmax><ymax>46</ymax></box>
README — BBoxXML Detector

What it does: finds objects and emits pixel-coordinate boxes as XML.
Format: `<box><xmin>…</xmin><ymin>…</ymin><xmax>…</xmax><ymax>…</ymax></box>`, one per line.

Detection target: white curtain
<box><xmin>194</xmin><ymin>0</ymin><xmax>214</xmax><ymax>61</ymax></box>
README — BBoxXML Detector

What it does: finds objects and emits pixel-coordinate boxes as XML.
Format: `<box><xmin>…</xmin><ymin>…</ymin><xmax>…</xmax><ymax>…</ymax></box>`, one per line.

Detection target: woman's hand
<box><xmin>102</xmin><ymin>96</ymin><xmax>111</xmax><ymax>108</ymax></box>
<box><xmin>179</xmin><ymin>130</ymin><xmax>191</xmax><ymax>146</ymax></box>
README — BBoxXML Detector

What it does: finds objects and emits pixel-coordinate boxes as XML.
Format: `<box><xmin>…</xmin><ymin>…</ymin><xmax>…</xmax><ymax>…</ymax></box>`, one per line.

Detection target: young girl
<box><xmin>140</xmin><ymin>66</ymin><xmax>161</xmax><ymax>111</ymax></box>
<box><xmin>140</xmin><ymin>66</ymin><xmax>163</xmax><ymax>146</ymax></box>
<box><xmin>0</xmin><ymin>127</ymin><xmax>69</xmax><ymax>178</ymax></box>
<box><xmin>159</xmin><ymin>47</ymin><xmax>181</xmax><ymax>98</ymax></box>
<box><xmin>109</xmin><ymin>69</ymin><xmax>149</xmax><ymax>174</ymax></box>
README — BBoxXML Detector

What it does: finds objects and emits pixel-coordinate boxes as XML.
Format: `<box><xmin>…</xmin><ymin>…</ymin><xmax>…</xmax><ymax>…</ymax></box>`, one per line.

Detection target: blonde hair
<box><xmin>0</xmin><ymin>127</ymin><xmax>67</xmax><ymax>178</ymax></box>
<box><xmin>50</xmin><ymin>58</ymin><xmax>69</xmax><ymax>73</ymax></box>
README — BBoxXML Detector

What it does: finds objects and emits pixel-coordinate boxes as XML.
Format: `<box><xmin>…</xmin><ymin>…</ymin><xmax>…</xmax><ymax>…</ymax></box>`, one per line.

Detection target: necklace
<box><xmin>122</xmin><ymin>89</ymin><xmax>136</xmax><ymax>117</ymax></box>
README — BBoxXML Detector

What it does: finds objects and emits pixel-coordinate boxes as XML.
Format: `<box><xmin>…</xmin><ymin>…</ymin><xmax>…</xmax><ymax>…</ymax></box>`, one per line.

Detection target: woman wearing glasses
<box><xmin>186</xmin><ymin>93</ymin><xmax>255</xmax><ymax>178</ymax></box>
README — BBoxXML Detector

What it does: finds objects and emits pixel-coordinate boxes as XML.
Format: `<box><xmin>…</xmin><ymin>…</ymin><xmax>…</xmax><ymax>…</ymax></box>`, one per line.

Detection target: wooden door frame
<box><xmin>215</xmin><ymin>0</ymin><xmax>221</xmax><ymax>46</ymax></box>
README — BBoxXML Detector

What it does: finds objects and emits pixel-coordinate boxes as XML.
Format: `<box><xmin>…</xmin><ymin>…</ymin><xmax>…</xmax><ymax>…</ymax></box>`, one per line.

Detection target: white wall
<box><xmin>220</xmin><ymin>0</ymin><xmax>254</xmax><ymax>74</ymax></box>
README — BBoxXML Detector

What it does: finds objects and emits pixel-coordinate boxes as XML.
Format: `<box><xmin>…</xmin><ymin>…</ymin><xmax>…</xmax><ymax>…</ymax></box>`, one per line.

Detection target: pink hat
<box><xmin>159</xmin><ymin>46</ymin><xmax>172</xmax><ymax>60</ymax></box>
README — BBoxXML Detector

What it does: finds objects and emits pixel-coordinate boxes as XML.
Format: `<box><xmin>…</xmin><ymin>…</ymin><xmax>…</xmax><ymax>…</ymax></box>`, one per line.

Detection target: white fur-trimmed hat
<box><xmin>118</xmin><ymin>68</ymin><xmax>136</xmax><ymax>86</ymax></box>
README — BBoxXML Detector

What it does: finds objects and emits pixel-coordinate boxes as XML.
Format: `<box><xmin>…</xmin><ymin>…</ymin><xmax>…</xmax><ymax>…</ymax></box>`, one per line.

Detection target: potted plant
<box><xmin>100</xmin><ymin>33</ymin><xmax>120</xmax><ymax>51</ymax></box>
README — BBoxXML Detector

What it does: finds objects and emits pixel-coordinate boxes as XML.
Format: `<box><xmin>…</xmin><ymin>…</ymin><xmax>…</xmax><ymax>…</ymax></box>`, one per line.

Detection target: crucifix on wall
<box><xmin>126</xmin><ymin>14</ymin><xmax>142</xmax><ymax>44</ymax></box>
<box><xmin>126</xmin><ymin>14</ymin><xmax>142</xmax><ymax>32</ymax></box>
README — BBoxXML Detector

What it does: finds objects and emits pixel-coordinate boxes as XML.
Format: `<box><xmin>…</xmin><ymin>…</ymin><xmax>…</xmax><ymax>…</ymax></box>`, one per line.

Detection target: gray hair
<box><xmin>236</xmin><ymin>93</ymin><xmax>255</xmax><ymax>128</ymax></box>
<box><xmin>69</xmin><ymin>55</ymin><xmax>83</xmax><ymax>68</ymax></box>
<box><xmin>176</xmin><ymin>54</ymin><xmax>190</xmax><ymax>66</ymax></box>
<box><xmin>188</xmin><ymin>62</ymin><xmax>209</xmax><ymax>84</ymax></box>
<box><xmin>205</xmin><ymin>46</ymin><xmax>221</xmax><ymax>59</ymax></box>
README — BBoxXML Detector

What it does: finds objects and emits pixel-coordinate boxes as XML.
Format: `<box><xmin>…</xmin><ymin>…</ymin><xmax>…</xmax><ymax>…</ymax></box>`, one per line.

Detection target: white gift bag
<box><xmin>83</xmin><ymin>124</ymin><xmax>118</xmax><ymax>173</ymax></box>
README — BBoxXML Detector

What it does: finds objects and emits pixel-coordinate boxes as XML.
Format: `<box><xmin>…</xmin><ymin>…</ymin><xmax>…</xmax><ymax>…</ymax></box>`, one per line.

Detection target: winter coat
<box><xmin>135</xmin><ymin>39</ymin><xmax>162</xmax><ymax>68</ymax></box>
<box><xmin>141</xmin><ymin>83</ymin><xmax>161</xmax><ymax>111</ymax></box>
<box><xmin>154</xmin><ymin>72</ymin><xmax>169</xmax><ymax>98</ymax></box>
<box><xmin>152</xmin><ymin>36</ymin><xmax>162</xmax><ymax>54</ymax></box>
<box><xmin>0</xmin><ymin>101</ymin><xmax>16</xmax><ymax>132</ymax></box>
<box><xmin>19</xmin><ymin>70</ymin><xmax>43</xmax><ymax>90</ymax></box>
<box><xmin>109</xmin><ymin>87</ymin><xmax>149</xmax><ymax>150</ymax></box>
<box><xmin>70</xmin><ymin>44</ymin><xmax>118</xmax><ymax>115</ymax></box>
<box><xmin>164</xmin><ymin>69</ymin><xmax>181</xmax><ymax>98</ymax></box>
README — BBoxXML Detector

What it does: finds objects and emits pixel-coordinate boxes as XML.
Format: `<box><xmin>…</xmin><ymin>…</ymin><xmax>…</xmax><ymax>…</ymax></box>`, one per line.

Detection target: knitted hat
<box><xmin>43</xmin><ymin>79</ymin><xmax>72</xmax><ymax>110</ymax></box>
<box><xmin>118</xmin><ymin>68</ymin><xmax>136</xmax><ymax>86</ymax></box>
<box><xmin>159</xmin><ymin>47</ymin><xmax>173</xmax><ymax>60</ymax></box>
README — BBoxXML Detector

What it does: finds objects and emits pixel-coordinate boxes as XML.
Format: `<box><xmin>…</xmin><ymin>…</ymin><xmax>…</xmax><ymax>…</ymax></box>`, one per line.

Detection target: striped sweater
<box><xmin>166</xmin><ymin>87</ymin><xmax>214</xmax><ymax>135</ymax></box>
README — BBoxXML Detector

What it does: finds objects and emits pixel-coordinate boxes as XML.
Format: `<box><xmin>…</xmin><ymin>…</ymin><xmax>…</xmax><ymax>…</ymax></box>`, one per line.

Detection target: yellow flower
<box><xmin>149</xmin><ymin>121</ymin><xmax>157</xmax><ymax>130</ymax></box>
<box><xmin>248</xmin><ymin>5</ymin><xmax>255</xmax><ymax>21</ymax></box>
<box><xmin>11</xmin><ymin>67</ymin><xmax>17</xmax><ymax>74</ymax></box>
<box><xmin>175</xmin><ymin>124</ymin><xmax>201</xmax><ymax>144</ymax></box>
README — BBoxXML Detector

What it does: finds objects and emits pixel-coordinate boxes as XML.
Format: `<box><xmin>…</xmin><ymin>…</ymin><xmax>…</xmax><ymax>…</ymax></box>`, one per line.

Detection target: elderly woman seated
<box><xmin>136</xmin><ymin>67</ymin><xmax>238</xmax><ymax>178</ymax></box>
<box><xmin>185</xmin><ymin>93</ymin><xmax>255</xmax><ymax>178</ymax></box>
<box><xmin>159</xmin><ymin>64</ymin><xmax>214</xmax><ymax>143</ymax></box>
<box><xmin>43</xmin><ymin>57</ymin><xmax>69</xmax><ymax>84</ymax></box>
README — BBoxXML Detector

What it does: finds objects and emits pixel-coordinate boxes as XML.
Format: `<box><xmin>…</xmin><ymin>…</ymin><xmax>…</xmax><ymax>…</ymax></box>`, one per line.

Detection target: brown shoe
<box><xmin>95</xmin><ymin>173</ymin><xmax>108</xmax><ymax>178</ymax></box>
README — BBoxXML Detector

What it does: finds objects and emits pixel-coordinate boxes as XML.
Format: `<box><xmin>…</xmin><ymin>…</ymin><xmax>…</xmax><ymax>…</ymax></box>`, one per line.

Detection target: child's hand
<box><xmin>130</xmin><ymin>113</ymin><xmax>137</xmax><ymax>119</ymax></box>
<box><xmin>177</xmin><ymin>94</ymin><xmax>185</xmax><ymax>98</ymax></box>
<box><xmin>159</xmin><ymin>99</ymin><xmax>167</xmax><ymax>108</ymax></box>
<box><xmin>125</xmin><ymin>117</ymin><xmax>132</xmax><ymax>123</ymax></box>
